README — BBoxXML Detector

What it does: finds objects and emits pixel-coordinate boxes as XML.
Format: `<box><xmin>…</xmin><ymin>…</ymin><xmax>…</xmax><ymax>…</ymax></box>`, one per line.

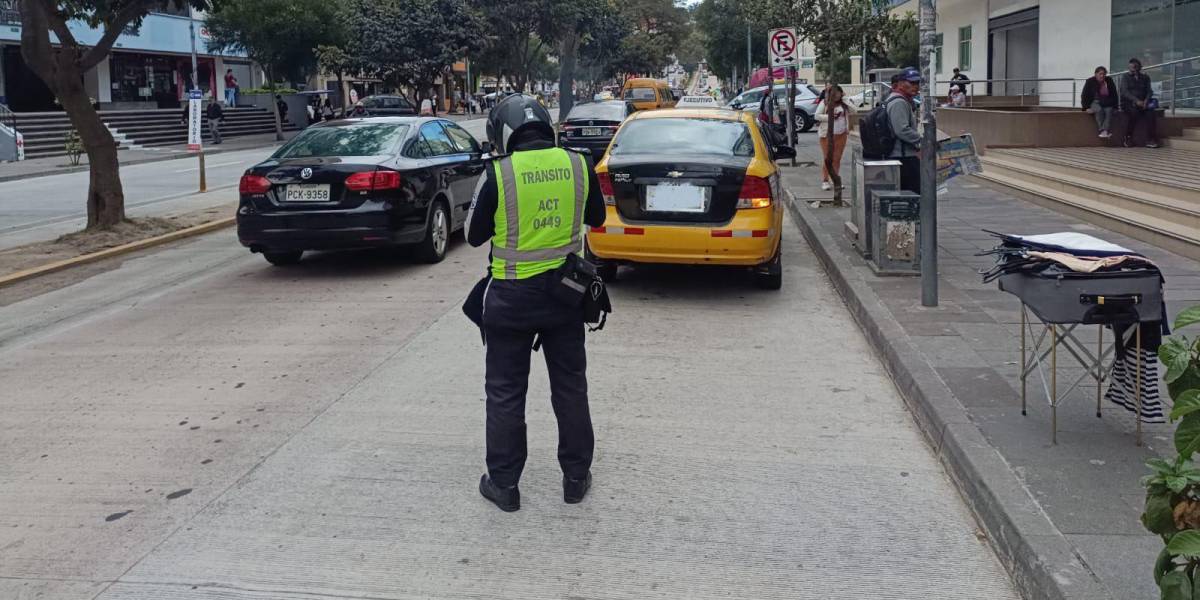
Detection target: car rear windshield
<box><xmin>272</xmin><ymin>123</ymin><xmax>409</xmax><ymax>158</ymax></box>
<box><xmin>568</xmin><ymin>103</ymin><xmax>626</xmax><ymax>121</ymax></box>
<box><xmin>623</xmin><ymin>88</ymin><xmax>657</xmax><ymax>101</ymax></box>
<box><xmin>610</xmin><ymin>118</ymin><xmax>754</xmax><ymax>157</ymax></box>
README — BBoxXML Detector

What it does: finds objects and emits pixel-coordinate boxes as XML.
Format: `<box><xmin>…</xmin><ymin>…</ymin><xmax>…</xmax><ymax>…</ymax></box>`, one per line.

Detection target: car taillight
<box><xmin>597</xmin><ymin>171</ymin><xmax>615</xmax><ymax>205</ymax></box>
<box><xmin>239</xmin><ymin>174</ymin><xmax>271</xmax><ymax>195</ymax></box>
<box><xmin>345</xmin><ymin>170</ymin><xmax>402</xmax><ymax>192</ymax></box>
<box><xmin>737</xmin><ymin>176</ymin><xmax>772</xmax><ymax>209</ymax></box>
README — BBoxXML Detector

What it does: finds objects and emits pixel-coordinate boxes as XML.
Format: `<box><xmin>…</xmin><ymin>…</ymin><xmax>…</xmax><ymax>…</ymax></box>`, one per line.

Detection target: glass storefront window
<box><xmin>110</xmin><ymin>53</ymin><xmax>180</xmax><ymax>107</ymax></box>
<box><xmin>1112</xmin><ymin>0</ymin><xmax>1200</xmax><ymax>109</ymax></box>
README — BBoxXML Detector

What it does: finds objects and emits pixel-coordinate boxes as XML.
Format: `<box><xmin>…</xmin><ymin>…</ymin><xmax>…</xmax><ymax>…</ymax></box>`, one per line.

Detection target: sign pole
<box><xmin>189</xmin><ymin>16</ymin><xmax>206</xmax><ymax>193</ymax></box>
<box><xmin>919</xmin><ymin>0</ymin><xmax>937</xmax><ymax>306</ymax></box>
<box><xmin>787</xmin><ymin>65</ymin><xmax>796</xmax><ymax>166</ymax></box>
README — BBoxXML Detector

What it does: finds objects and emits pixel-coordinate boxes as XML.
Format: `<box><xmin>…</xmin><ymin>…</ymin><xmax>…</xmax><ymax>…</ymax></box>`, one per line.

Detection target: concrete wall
<box><xmin>937</xmin><ymin>107</ymin><xmax>1200</xmax><ymax>151</ymax></box>
<box><xmin>933</xmin><ymin>0</ymin><xmax>989</xmax><ymax>96</ymax></box>
<box><xmin>1038</xmin><ymin>0</ymin><xmax>1111</xmax><ymax>106</ymax></box>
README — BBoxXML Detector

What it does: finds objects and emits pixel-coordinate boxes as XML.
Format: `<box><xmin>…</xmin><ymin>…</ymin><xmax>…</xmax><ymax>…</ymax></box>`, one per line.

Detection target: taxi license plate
<box><xmin>284</xmin><ymin>184</ymin><xmax>331</xmax><ymax>202</ymax></box>
<box><xmin>646</xmin><ymin>183</ymin><xmax>708</xmax><ymax>213</ymax></box>
<box><xmin>582</xmin><ymin>127</ymin><xmax>603</xmax><ymax>137</ymax></box>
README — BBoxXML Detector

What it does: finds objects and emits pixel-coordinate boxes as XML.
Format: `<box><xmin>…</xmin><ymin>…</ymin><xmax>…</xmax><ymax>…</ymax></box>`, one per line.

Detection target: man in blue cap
<box><xmin>886</xmin><ymin>67</ymin><xmax>924</xmax><ymax>193</ymax></box>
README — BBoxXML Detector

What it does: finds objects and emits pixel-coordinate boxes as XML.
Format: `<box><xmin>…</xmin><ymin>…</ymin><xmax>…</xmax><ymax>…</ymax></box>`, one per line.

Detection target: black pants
<box><xmin>898</xmin><ymin>156</ymin><xmax>921</xmax><ymax>194</ymax></box>
<box><xmin>482</xmin><ymin>277</ymin><xmax>593</xmax><ymax>488</ymax></box>
<box><xmin>1124</xmin><ymin>107</ymin><xmax>1158</xmax><ymax>143</ymax></box>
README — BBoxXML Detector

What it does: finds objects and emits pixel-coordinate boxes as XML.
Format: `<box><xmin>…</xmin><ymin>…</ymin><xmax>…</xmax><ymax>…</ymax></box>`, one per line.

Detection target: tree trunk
<box><xmin>557</xmin><ymin>31</ymin><xmax>580</xmax><ymax>123</ymax></box>
<box><xmin>336</xmin><ymin>71</ymin><xmax>346</xmax><ymax>117</ymax></box>
<box><xmin>267</xmin><ymin>68</ymin><xmax>283</xmax><ymax>141</ymax></box>
<box><xmin>53</xmin><ymin>55</ymin><xmax>124</xmax><ymax>229</ymax></box>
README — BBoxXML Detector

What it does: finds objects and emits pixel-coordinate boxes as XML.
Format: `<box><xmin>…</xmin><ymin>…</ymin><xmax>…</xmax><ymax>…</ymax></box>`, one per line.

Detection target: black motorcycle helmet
<box><xmin>486</xmin><ymin>94</ymin><xmax>555</xmax><ymax>154</ymax></box>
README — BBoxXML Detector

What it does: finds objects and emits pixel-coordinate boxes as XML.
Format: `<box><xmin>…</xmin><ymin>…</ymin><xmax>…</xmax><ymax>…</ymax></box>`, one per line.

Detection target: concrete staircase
<box><xmin>1165</xmin><ymin>127</ymin><xmax>1200</xmax><ymax>152</ymax></box>
<box><xmin>14</xmin><ymin>107</ymin><xmax>299</xmax><ymax>159</ymax></box>
<box><xmin>976</xmin><ymin>144</ymin><xmax>1200</xmax><ymax>260</ymax></box>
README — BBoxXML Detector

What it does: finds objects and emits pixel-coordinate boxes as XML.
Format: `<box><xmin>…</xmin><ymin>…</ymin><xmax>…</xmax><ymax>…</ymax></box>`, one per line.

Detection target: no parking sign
<box><xmin>768</xmin><ymin>28</ymin><xmax>798</xmax><ymax>67</ymax></box>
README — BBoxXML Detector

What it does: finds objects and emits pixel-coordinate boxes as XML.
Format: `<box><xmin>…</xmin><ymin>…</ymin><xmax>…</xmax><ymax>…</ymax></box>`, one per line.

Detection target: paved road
<box><xmin>0</xmin><ymin>147</ymin><xmax>275</xmax><ymax>251</ymax></box>
<box><xmin>0</xmin><ymin>201</ymin><xmax>1019</xmax><ymax>598</ymax></box>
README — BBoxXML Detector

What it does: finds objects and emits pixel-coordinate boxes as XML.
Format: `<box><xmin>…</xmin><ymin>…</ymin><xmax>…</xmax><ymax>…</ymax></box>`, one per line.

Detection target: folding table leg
<box><xmin>1096</xmin><ymin>326</ymin><xmax>1103</xmax><ymax>418</ymax></box>
<box><xmin>1052</xmin><ymin>324</ymin><xmax>1058</xmax><ymax>445</ymax></box>
<box><xmin>1021</xmin><ymin>306</ymin><xmax>1027</xmax><ymax>416</ymax></box>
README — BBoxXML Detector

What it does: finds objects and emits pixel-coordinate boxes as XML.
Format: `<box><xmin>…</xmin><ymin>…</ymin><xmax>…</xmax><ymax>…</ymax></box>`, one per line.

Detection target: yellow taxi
<box><xmin>588</xmin><ymin>108</ymin><xmax>794</xmax><ymax>289</ymax></box>
<box><xmin>621</xmin><ymin>78</ymin><xmax>677</xmax><ymax>111</ymax></box>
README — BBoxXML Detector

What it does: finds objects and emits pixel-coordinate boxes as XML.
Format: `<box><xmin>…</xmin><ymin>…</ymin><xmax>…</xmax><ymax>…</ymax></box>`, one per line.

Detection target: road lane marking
<box><xmin>173</xmin><ymin>160</ymin><xmax>248</xmax><ymax>173</ymax></box>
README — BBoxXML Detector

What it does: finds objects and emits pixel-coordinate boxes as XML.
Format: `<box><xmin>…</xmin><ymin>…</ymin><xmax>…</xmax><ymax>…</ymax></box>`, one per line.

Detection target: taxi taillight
<box><xmin>737</xmin><ymin>175</ymin><xmax>772</xmax><ymax>209</ymax></box>
<box><xmin>597</xmin><ymin>171</ymin><xmax>615</xmax><ymax>205</ymax></box>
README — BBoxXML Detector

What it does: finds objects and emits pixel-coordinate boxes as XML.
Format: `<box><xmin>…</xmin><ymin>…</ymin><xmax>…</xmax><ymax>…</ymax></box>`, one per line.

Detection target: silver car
<box><xmin>727</xmin><ymin>83</ymin><xmax>822</xmax><ymax>133</ymax></box>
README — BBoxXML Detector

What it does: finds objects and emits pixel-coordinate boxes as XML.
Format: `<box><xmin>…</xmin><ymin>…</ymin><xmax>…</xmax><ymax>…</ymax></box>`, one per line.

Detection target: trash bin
<box><xmin>869</xmin><ymin>189</ymin><xmax>921</xmax><ymax>275</ymax></box>
<box><xmin>849</xmin><ymin>146</ymin><xmax>902</xmax><ymax>258</ymax></box>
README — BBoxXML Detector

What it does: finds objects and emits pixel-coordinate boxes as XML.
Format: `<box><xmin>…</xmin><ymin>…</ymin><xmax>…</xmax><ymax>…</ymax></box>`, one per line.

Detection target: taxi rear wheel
<box><xmin>754</xmin><ymin>243</ymin><xmax>782</xmax><ymax>290</ymax></box>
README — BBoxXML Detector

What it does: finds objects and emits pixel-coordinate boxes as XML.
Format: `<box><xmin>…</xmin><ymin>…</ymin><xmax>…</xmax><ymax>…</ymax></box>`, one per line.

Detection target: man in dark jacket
<box><xmin>1081</xmin><ymin>66</ymin><xmax>1118</xmax><ymax>138</ymax></box>
<box><xmin>206</xmin><ymin>97</ymin><xmax>223</xmax><ymax>144</ymax></box>
<box><xmin>1119</xmin><ymin>58</ymin><xmax>1159</xmax><ymax>148</ymax></box>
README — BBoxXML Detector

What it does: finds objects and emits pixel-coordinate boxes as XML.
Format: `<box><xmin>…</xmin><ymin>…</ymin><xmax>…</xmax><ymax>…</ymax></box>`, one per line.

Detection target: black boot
<box><xmin>479</xmin><ymin>474</ymin><xmax>520</xmax><ymax>512</ymax></box>
<box><xmin>563</xmin><ymin>472</ymin><xmax>592</xmax><ymax>504</ymax></box>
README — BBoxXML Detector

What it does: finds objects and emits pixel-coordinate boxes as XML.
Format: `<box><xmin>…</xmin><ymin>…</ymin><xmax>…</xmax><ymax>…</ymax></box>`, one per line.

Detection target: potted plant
<box><xmin>1144</xmin><ymin>306</ymin><xmax>1200</xmax><ymax>598</ymax></box>
<box><xmin>63</xmin><ymin>130</ymin><xmax>83</xmax><ymax>166</ymax></box>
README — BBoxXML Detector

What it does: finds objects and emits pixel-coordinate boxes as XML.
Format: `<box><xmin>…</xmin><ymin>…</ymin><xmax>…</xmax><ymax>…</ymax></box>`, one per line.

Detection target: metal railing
<box><xmin>933</xmin><ymin>55</ymin><xmax>1200</xmax><ymax>113</ymax></box>
<box><xmin>0</xmin><ymin>102</ymin><xmax>19</xmax><ymax>162</ymax></box>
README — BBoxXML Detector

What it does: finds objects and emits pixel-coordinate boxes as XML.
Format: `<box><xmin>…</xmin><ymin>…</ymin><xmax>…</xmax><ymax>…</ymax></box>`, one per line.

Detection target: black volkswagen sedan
<box><xmin>237</xmin><ymin>117</ymin><xmax>486</xmax><ymax>265</ymax></box>
<box><xmin>558</xmin><ymin>100</ymin><xmax>634</xmax><ymax>159</ymax></box>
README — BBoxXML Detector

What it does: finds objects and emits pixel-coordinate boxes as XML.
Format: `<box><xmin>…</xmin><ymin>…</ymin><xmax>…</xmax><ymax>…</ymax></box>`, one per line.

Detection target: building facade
<box><xmin>889</xmin><ymin>0</ymin><xmax>1198</xmax><ymax>106</ymax></box>
<box><xmin>0</xmin><ymin>2</ymin><xmax>260</xmax><ymax>112</ymax></box>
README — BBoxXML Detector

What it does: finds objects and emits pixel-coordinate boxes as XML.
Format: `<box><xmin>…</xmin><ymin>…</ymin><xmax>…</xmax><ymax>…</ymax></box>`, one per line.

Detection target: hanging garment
<box><xmin>1105</xmin><ymin>322</ymin><xmax>1165</xmax><ymax>423</ymax></box>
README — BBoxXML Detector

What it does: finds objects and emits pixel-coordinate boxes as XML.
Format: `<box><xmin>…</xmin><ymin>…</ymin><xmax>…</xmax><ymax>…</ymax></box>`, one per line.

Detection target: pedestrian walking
<box><xmin>885</xmin><ymin>68</ymin><xmax>923</xmax><ymax>194</ymax></box>
<box><xmin>815</xmin><ymin>84</ymin><xmax>852</xmax><ymax>191</ymax></box>
<box><xmin>463</xmin><ymin>94</ymin><xmax>607</xmax><ymax>513</ymax></box>
<box><xmin>224</xmin><ymin>69</ymin><xmax>238</xmax><ymax>107</ymax></box>
<box><xmin>275</xmin><ymin>95</ymin><xmax>289</xmax><ymax>123</ymax></box>
<box><xmin>206</xmin><ymin>97</ymin><xmax>223</xmax><ymax>145</ymax></box>
<box><xmin>1081</xmin><ymin>66</ymin><xmax>1118</xmax><ymax>138</ymax></box>
<box><xmin>420</xmin><ymin>96</ymin><xmax>434</xmax><ymax>116</ymax></box>
<box><xmin>1120</xmin><ymin>57</ymin><xmax>1160</xmax><ymax>148</ymax></box>
<box><xmin>322</xmin><ymin>98</ymin><xmax>336</xmax><ymax>121</ymax></box>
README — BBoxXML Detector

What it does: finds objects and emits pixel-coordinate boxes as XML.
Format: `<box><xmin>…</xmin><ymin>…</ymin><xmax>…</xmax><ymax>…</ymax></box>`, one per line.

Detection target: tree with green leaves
<box><xmin>17</xmin><ymin>0</ymin><xmax>210</xmax><ymax>229</ymax></box>
<box><xmin>546</xmin><ymin>0</ymin><xmax>618</xmax><ymax>120</ymax></box>
<box><xmin>740</xmin><ymin>0</ymin><xmax>891</xmax><ymax>82</ymax></box>
<box><xmin>609</xmin><ymin>0</ymin><xmax>690</xmax><ymax>77</ymax></box>
<box><xmin>694</xmin><ymin>0</ymin><xmax>767</xmax><ymax>83</ymax></box>
<box><xmin>339</xmin><ymin>0</ymin><xmax>483</xmax><ymax>106</ymax></box>
<box><xmin>476</xmin><ymin>0</ymin><xmax>553</xmax><ymax>95</ymax></box>
<box><xmin>315</xmin><ymin>44</ymin><xmax>353</xmax><ymax>117</ymax></box>
<box><xmin>206</xmin><ymin>0</ymin><xmax>345</xmax><ymax>140</ymax></box>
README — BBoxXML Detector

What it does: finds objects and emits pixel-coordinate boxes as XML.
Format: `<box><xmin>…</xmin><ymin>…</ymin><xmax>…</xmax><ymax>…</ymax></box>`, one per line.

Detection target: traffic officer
<box><xmin>465</xmin><ymin>94</ymin><xmax>607</xmax><ymax>512</ymax></box>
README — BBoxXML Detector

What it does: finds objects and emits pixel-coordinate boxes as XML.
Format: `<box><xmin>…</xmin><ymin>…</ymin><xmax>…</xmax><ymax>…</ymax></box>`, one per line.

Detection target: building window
<box><xmin>801</xmin><ymin>58</ymin><xmax>815</xmax><ymax>69</ymax></box>
<box><xmin>934</xmin><ymin>33</ymin><xmax>944</xmax><ymax>73</ymax></box>
<box><xmin>958</xmin><ymin>26</ymin><xmax>972</xmax><ymax>71</ymax></box>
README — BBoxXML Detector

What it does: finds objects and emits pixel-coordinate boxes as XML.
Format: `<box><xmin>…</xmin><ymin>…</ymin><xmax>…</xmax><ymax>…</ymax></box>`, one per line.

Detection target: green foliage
<box><xmin>340</xmin><ymin>0</ymin><xmax>484</xmax><ymax>97</ymax></box>
<box><xmin>206</xmin><ymin>0</ymin><xmax>345</xmax><ymax>85</ymax></box>
<box><xmin>63</xmin><ymin>130</ymin><xmax>83</xmax><ymax>166</ymax></box>
<box><xmin>1142</xmin><ymin>306</ymin><xmax>1200</xmax><ymax>596</ymax></box>
<box><xmin>739</xmin><ymin>0</ymin><xmax>892</xmax><ymax>79</ymax></box>
<box><xmin>882</xmin><ymin>13</ymin><xmax>918</xmax><ymax>68</ymax></box>
<box><xmin>694</xmin><ymin>0</ymin><xmax>767</xmax><ymax>82</ymax></box>
<box><xmin>608</xmin><ymin>0</ymin><xmax>690</xmax><ymax>76</ymax></box>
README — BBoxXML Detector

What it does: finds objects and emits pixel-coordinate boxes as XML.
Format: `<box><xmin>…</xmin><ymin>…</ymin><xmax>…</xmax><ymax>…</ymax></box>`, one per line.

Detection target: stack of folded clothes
<box><xmin>981</xmin><ymin>231</ymin><xmax>1166</xmax><ymax>422</ymax></box>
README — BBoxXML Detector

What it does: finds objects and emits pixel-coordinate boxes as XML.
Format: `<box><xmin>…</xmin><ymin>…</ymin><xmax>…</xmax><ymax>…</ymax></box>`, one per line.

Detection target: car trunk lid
<box><xmin>605</xmin><ymin>155</ymin><xmax>750</xmax><ymax>225</ymax></box>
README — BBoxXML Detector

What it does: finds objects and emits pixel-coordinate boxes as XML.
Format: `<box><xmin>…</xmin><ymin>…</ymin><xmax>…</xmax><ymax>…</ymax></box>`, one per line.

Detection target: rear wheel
<box><xmin>263</xmin><ymin>250</ymin><xmax>303</xmax><ymax>266</ymax></box>
<box><xmin>754</xmin><ymin>243</ymin><xmax>782</xmax><ymax>290</ymax></box>
<box><xmin>415</xmin><ymin>201</ymin><xmax>450</xmax><ymax>263</ymax></box>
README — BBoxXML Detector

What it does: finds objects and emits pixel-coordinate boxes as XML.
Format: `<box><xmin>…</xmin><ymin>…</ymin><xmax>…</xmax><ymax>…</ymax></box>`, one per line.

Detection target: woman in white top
<box><xmin>419</xmin><ymin>97</ymin><xmax>434</xmax><ymax>116</ymax></box>
<box><xmin>814</xmin><ymin>83</ymin><xmax>853</xmax><ymax>191</ymax></box>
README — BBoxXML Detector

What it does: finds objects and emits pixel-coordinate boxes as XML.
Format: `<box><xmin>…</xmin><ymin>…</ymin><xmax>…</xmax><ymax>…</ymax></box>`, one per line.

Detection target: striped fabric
<box><xmin>1105</xmin><ymin>348</ymin><xmax>1165</xmax><ymax>423</ymax></box>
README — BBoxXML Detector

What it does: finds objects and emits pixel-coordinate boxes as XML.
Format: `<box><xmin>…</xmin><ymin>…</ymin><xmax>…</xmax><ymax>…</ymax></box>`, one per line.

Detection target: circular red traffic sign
<box><xmin>770</xmin><ymin>29</ymin><xmax>797</xmax><ymax>63</ymax></box>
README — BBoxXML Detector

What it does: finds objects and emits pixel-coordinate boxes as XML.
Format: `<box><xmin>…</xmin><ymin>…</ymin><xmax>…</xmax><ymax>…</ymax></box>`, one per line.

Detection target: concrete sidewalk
<box><xmin>782</xmin><ymin>140</ymin><xmax>1199</xmax><ymax>599</ymax></box>
<box><xmin>0</xmin><ymin>132</ymin><xmax>294</xmax><ymax>183</ymax></box>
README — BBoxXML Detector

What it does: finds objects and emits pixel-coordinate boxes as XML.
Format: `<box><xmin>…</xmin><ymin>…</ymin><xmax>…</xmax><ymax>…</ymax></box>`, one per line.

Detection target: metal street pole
<box><xmin>746</xmin><ymin>25</ymin><xmax>752</xmax><ymax>88</ymax></box>
<box><xmin>189</xmin><ymin>15</ymin><xmax>206</xmax><ymax>193</ymax></box>
<box><xmin>919</xmin><ymin>0</ymin><xmax>937</xmax><ymax>306</ymax></box>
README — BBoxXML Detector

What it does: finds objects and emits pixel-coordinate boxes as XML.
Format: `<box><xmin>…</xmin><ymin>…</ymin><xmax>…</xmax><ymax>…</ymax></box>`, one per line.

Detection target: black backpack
<box><xmin>860</xmin><ymin>96</ymin><xmax>904</xmax><ymax>159</ymax></box>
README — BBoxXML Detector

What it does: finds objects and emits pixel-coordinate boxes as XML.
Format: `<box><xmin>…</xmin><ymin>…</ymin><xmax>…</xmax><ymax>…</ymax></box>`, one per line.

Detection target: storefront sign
<box><xmin>187</xmin><ymin>89</ymin><xmax>203</xmax><ymax>152</ymax></box>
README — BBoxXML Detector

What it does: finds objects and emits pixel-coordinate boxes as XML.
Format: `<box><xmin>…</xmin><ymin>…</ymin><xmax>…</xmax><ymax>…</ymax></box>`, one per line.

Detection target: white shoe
<box><xmin>821</xmin><ymin>182</ymin><xmax>832</xmax><ymax>191</ymax></box>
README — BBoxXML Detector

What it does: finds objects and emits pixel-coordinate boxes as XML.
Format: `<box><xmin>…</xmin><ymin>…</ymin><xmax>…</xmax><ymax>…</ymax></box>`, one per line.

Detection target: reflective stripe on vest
<box><xmin>491</xmin><ymin>148</ymin><xmax>588</xmax><ymax>279</ymax></box>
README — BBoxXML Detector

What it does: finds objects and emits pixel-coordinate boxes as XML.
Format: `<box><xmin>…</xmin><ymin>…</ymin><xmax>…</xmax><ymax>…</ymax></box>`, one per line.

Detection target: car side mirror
<box><xmin>480</xmin><ymin>141</ymin><xmax>494</xmax><ymax>155</ymax></box>
<box><xmin>775</xmin><ymin>145</ymin><xmax>797</xmax><ymax>160</ymax></box>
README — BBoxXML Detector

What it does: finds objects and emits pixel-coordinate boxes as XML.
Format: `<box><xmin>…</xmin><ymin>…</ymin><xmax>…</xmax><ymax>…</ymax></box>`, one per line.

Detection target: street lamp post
<box><xmin>918</xmin><ymin>0</ymin><xmax>937</xmax><ymax>306</ymax></box>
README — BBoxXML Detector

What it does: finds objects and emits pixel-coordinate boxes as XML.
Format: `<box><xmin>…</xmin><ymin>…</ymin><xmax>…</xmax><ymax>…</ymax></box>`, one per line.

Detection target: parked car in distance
<box><xmin>588</xmin><ymin>109</ymin><xmax>795</xmax><ymax>289</ymax></box>
<box><xmin>622</xmin><ymin>78</ymin><xmax>678</xmax><ymax>111</ymax></box>
<box><xmin>559</xmin><ymin>100</ymin><xmax>635</xmax><ymax>160</ymax></box>
<box><xmin>676</xmin><ymin>95</ymin><xmax>720</xmax><ymax>108</ymax></box>
<box><xmin>727</xmin><ymin>83</ymin><xmax>821</xmax><ymax>132</ymax></box>
<box><xmin>237</xmin><ymin>117</ymin><xmax>486</xmax><ymax>266</ymax></box>
<box><xmin>358</xmin><ymin>95</ymin><xmax>417</xmax><ymax>116</ymax></box>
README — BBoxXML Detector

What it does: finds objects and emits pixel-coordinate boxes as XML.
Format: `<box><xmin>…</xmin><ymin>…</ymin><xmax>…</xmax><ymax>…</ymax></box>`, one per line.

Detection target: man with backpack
<box><xmin>860</xmin><ymin>67</ymin><xmax>924</xmax><ymax>193</ymax></box>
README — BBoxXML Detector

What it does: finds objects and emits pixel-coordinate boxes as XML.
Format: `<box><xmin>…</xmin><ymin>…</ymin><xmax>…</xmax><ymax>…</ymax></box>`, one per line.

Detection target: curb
<box><xmin>0</xmin><ymin>142</ymin><xmax>280</xmax><ymax>183</ymax></box>
<box><xmin>0</xmin><ymin>216</ymin><xmax>235</xmax><ymax>289</ymax></box>
<box><xmin>784</xmin><ymin>192</ymin><xmax>1113</xmax><ymax>600</ymax></box>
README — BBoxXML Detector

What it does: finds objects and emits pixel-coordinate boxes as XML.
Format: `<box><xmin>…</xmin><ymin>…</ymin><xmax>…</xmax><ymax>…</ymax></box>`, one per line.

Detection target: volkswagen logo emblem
<box><xmin>300</xmin><ymin>168</ymin><xmax>313</xmax><ymax>180</ymax></box>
